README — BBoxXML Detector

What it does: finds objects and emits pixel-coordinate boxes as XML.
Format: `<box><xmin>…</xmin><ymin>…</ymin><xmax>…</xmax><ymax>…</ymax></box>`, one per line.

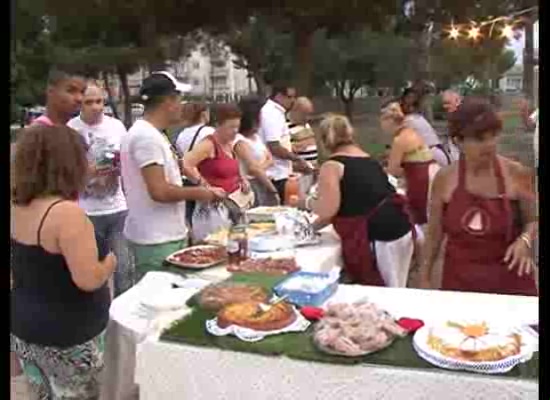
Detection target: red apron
<box><xmin>402</xmin><ymin>160</ymin><xmax>434</xmax><ymax>225</ymax></box>
<box><xmin>442</xmin><ymin>157</ymin><xmax>536</xmax><ymax>295</ymax></box>
<box><xmin>333</xmin><ymin>194</ymin><xmax>417</xmax><ymax>286</ymax></box>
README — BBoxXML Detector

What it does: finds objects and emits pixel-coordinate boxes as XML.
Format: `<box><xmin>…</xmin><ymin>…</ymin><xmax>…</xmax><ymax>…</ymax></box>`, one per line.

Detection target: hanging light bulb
<box><xmin>501</xmin><ymin>24</ymin><xmax>514</xmax><ymax>39</ymax></box>
<box><xmin>449</xmin><ymin>25</ymin><xmax>460</xmax><ymax>39</ymax></box>
<box><xmin>468</xmin><ymin>26</ymin><xmax>481</xmax><ymax>40</ymax></box>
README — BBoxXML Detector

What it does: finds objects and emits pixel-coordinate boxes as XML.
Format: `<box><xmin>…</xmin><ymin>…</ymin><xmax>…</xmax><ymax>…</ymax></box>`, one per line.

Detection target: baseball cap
<box><xmin>139</xmin><ymin>71</ymin><xmax>192</xmax><ymax>102</ymax></box>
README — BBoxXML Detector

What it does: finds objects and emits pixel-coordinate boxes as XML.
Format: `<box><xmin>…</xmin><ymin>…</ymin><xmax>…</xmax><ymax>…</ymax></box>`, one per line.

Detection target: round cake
<box><xmin>427</xmin><ymin>321</ymin><xmax>522</xmax><ymax>362</ymax></box>
<box><xmin>198</xmin><ymin>284</ymin><xmax>269</xmax><ymax>312</ymax></box>
<box><xmin>217</xmin><ymin>301</ymin><xmax>297</xmax><ymax>331</ymax></box>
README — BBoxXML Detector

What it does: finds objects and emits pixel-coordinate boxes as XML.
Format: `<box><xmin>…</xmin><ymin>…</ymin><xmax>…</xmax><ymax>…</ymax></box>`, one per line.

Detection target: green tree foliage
<box><xmin>312</xmin><ymin>29</ymin><xmax>414</xmax><ymax>119</ymax></box>
<box><xmin>431</xmin><ymin>38</ymin><xmax>517</xmax><ymax>90</ymax></box>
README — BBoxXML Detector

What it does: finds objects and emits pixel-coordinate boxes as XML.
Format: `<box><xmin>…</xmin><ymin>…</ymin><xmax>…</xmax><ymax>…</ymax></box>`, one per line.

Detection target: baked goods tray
<box><xmin>413</xmin><ymin>325</ymin><xmax>538</xmax><ymax>374</ymax></box>
<box><xmin>246</xmin><ymin>206</ymin><xmax>293</xmax><ymax>222</ymax></box>
<box><xmin>205</xmin><ymin>308</ymin><xmax>311</xmax><ymax>342</ymax></box>
<box><xmin>313</xmin><ymin>335</ymin><xmax>395</xmax><ymax>357</ymax></box>
<box><xmin>165</xmin><ymin>245</ymin><xmax>227</xmax><ymax>270</ymax></box>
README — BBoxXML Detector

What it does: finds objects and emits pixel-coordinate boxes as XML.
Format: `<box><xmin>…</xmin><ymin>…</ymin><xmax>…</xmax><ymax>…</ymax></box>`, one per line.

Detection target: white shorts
<box><xmin>374</xmin><ymin>230</ymin><xmax>416</xmax><ymax>288</ymax></box>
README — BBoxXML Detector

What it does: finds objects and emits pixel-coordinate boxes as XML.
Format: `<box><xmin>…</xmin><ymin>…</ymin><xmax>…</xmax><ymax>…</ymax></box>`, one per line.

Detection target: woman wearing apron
<box><xmin>300</xmin><ymin>114</ymin><xmax>417</xmax><ymax>287</ymax></box>
<box><xmin>380</xmin><ymin>101</ymin><xmax>439</xmax><ymax>226</ymax></box>
<box><xmin>420</xmin><ymin>99</ymin><xmax>537</xmax><ymax>295</ymax></box>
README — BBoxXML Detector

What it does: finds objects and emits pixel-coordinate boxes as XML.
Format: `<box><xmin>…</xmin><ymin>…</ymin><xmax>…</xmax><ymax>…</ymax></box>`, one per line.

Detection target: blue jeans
<box><xmin>88</xmin><ymin>211</ymin><xmax>134</xmax><ymax>296</ymax></box>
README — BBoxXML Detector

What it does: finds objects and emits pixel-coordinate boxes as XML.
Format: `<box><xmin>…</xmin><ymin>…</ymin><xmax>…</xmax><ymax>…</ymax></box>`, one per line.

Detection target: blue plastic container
<box><xmin>274</xmin><ymin>271</ymin><xmax>338</xmax><ymax>307</ymax></box>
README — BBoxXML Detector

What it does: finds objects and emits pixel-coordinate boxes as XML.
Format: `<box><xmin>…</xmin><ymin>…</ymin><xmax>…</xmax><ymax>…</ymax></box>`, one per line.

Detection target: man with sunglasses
<box><xmin>259</xmin><ymin>83</ymin><xmax>313</xmax><ymax>200</ymax></box>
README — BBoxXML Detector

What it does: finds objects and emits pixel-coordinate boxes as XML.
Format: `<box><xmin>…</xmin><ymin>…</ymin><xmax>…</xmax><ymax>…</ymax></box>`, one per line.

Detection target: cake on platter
<box><xmin>217</xmin><ymin>300</ymin><xmax>297</xmax><ymax>331</ymax></box>
<box><xmin>426</xmin><ymin>321</ymin><xmax>522</xmax><ymax>362</ymax></box>
<box><xmin>198</xmin><ymin>283</ymin><xmax>269</xmax><ymax>312</ymax></box>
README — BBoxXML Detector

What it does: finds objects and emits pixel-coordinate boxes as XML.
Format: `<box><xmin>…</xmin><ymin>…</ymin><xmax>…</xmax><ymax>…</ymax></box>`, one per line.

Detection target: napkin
<box><xmin>300</xmin><ymin>306</ymin><xmax>325</xmax><ymax>321</ymax></box>
<box><xmin>397</xmin><ymin>318</ymin><xmax>424</xmax><ymax>333</ymax></box>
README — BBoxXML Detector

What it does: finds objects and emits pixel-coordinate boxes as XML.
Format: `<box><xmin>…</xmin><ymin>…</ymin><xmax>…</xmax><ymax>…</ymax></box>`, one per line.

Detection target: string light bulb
<box><xmin>501</xmin><ymin>24</ymin><xmax>514</xmax><ymax>39</ymax></box>
<box><xmin>468</xmin><ymin>26</ymin><xmax>481</xmax><ymax>40</ymax></box>
<box><xmin>449</xmin><ymin>26</ymin><xmax>460</xmax><ymax>39</ymax></box>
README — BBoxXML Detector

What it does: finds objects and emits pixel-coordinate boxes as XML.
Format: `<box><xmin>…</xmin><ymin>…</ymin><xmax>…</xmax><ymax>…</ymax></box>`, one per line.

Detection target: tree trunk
<box><xmin>102</xmin><ymin>71</ymin><xmax>120</xmax><ymax>121</ymax></box>
<box><xmin>140</xmin><ymin>18</ymin><xmax>166</xmax><ymax>72</ymax></box>
<box><xmin>253</xmin><ymin>72</ymin><xmax>268</xmax><ymax>97</ymax></box>
<box><xmin>117</xmin><ymin>66</ymin><xmax>132</xmax><ymax>128</ymax></box>
<box><xmin>343</xmin><ymin>99</ymin><xmax>354</xmax><ymax>122</ymax></box>
<box><xmin>293</xmin><ymin>25</ymin><xmax>316</xmax><ymax>96</ymax></box>
<box><xmin>523</xmin><ymin>17</ymin><xmax>535</xmax><ymax>103</ymax></box>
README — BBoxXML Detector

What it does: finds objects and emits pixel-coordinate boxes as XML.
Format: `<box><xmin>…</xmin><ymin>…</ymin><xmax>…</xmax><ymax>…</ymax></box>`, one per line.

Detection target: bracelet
<box><xmin>518</xmin><ymin>233</ymin><xmax>532</xmax><ymax>249</ymax></box>
<box><xmin>305</xmin><ymin>196</ymin><xmax>314</xmax><ymax>211</ymax></box>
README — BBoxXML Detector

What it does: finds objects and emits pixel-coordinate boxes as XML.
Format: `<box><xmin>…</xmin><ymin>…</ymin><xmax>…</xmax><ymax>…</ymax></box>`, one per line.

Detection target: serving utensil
<box><xmin>253</xmin><ymin>294</ymin><xmax>289</xmax><ymax>317</ymax></box>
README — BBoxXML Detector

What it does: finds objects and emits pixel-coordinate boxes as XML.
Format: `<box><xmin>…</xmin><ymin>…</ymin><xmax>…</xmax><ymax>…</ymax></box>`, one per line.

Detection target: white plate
<box><xmin>205</xmin><ymin>307</ymin><xmax>311</xmax><ymax>342</ymax></box>
<box><xmin>166</xmin><ymin>245</ymin><xmax>227</xmax><ymax>269</ymax></box>
<box><xmin>141</xmin><ymin>288</ymin><xmax>195</xmax><ymax>311</ymax></box>
<box><xmin>413</xmin><ymin>324</ymin><xmax>538</xmax><ymax>374</ymax></box>
<box><xmin>248</xmin><ymin>235</ymin><xmax>294</xmax><ymax>253</ymax></box>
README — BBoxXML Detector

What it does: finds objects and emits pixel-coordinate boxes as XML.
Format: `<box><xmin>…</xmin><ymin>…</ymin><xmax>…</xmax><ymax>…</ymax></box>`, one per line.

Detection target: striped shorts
<box><xmin>11</xmin><ymin>332</ymin><xmax>105</xmax><ymax>400</ymax></box>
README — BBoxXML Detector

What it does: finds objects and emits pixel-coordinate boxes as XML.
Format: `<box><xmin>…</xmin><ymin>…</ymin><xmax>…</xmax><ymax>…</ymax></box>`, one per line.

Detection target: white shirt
<box><xmin>67</xmin><ymin>115</ymin><xmax>128</xmax><ymax>216</ymax></box>
<box><xmin>259</xmin><ymin>99</ymin><xmax>292</xmax><ymax>181</ymax></box>
<box><xmin>235</xmin><ymin>133</ymin><xmax>269</xmax><ymax>178</ymax></box>
<box><xmin>175</xmin><ymin>124</ymin><xmax>216</xmax><ymax>155</ymax></box>
<box><xmin>120</xmin><ymin>119</ymin><xmax>188</xmax><ymax>245</ymax></box>
<box><xmin>404</xmin><ymin>114</ymin><xmax>441</xmax><ymax>147</ymax></box>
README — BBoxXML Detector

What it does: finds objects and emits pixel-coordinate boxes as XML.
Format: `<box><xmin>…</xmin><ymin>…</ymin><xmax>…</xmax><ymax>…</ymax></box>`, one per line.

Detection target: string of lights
<box><xmin>445</xmin><ymin>6</ymin><xmax>538</xmax><ymax>41</ymax></box>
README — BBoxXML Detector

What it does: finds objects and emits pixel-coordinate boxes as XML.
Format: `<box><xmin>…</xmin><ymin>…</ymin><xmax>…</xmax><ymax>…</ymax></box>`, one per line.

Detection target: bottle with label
<box><xmin>227</xmin><ymin>220</ymin><xmax>248</xmax><ymax>265</ymax></box>
<box><xmin>284</xmin><ymin>174</ymin><xmax>300</xmax><ymax>206</ymax></box>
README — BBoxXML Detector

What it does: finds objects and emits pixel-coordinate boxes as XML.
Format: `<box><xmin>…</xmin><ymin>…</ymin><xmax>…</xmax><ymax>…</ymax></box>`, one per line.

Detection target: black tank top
<box><xmin>331</xmin><ymin>156</ymin><xmax>410</xmax><ymax>241</ymax></box>
<box><xmin>11</xmin><ymin>200</ymin><xmax>111</xmax><ymax>348</ymax></box>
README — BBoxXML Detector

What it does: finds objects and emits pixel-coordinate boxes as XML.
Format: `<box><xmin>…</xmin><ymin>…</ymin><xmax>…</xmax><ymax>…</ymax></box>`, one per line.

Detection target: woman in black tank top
<box><xmin>11</xmin><ymin>125</ymin><xmax>116</xmax><ymax>399</ymax></box>
<box><xmin>300</xmin><ymin>115</ymin><xmax>416</xmax><ymax>286</ymax></box>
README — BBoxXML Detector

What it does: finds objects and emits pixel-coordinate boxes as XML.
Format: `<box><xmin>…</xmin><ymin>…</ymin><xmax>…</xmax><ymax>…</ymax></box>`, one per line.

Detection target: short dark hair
<box><xmin>238</xmin><ymin>96</ymin><xmax>265</xmax><ymax>135</ymax></box>
<box><xmin>47</xmin><ymin>64</ymin><xmax>87</xmax><ymax>87</ymax></box>
<box><xmin>270</xmin><ymin>82</ymin><xmax>294</xmax><ymax>98</ymax></box>
<box><xmin>448</xmin><ymin>98</ymin><xmax>502</xmax><ymax>140</ymax></box>
<box><xmin>214</xmin><ymin>104</ymin><xmax>242</xmax><ymax>125</ymax></box>
<box><xmin>12</xmin><ymin>125</ymin><xmax>88</xmax><ymax>205</ymax></box>
<box><xmin>399</xmin><ymin>88</ymin><xmax>424</xmax><ymax>114</ymax></box>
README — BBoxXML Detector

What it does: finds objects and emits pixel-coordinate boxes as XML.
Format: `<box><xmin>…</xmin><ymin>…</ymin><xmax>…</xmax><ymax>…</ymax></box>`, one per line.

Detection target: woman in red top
<box><xmin>380</xmin><ymin>102</ymin><xmax>439</xmax><ymax>226</ymax></box>
<box><xmin>420</xmin><ymin>99</ymin><xmax>537</xmax><ymax>295</ymax></box>
<box><xmin>184</xmin><ymin>104</ymin><xmax>251</xmax><ymax>241</ymax></box>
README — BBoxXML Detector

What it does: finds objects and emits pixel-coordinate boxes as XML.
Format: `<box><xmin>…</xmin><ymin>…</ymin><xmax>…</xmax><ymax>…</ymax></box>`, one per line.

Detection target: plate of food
<box><xmin>313</xmin><ymin>302</ymin><xmax>407</xmax><ymax>357</ymax></box>
<box><xmin>166</xmin><ymin>245</ymin><xmax>228</xmax><ymax>269</ymax></box>
<box><xmin>197</xmin><ymin>282</ymin><xmax>270</xmax><ymax>312</ymax></box>
<box><xmin>206</xmin><ymin>299</ymin><xmax>310</xmax><ymax>341</ymax></box>
<box><xmin>413</xmin><ymin>320</ymin><xmax>538</xmax><ymax>374</ymax></box>
<box><xmin>227</xmin><ymin>257</ymin><xmax>300</xmax><ymax>275</ymax></box>
<box><xmin>204</xmin><ymin>223</ymin><xmax>277</xmax><ymax>246</ymax></box>
<box><xmin>246</xmin><ymin>206</ymin><xmax>293</xmax><ymax>223</ymax></box>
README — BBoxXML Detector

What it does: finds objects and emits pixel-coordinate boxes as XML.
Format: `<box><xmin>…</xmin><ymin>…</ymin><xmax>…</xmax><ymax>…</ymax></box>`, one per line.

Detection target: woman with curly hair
<box><xmin>11</xmin><ymin>124</ymin><xmax>116</xmax><ymax>399</ymax></box>
<box><xmin>420</xmin><ymin>99</ymin><xmax>537</xmax><ymax>295</ymax></box>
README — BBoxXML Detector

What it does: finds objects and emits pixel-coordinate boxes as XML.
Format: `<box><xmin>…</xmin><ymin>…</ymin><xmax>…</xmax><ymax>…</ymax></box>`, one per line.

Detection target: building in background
<box><xmin>108</xmin><ymin>47</ymin><xmax>255</xmax><ymax>102</ymax></box>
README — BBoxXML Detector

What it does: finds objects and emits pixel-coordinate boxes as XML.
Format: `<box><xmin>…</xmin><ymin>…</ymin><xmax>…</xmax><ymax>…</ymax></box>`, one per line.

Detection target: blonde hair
<box><xmin>319</xmin><ymin>114</ymin><xmax>354</xmax><ymax>151</ymax></box>
<box><xmin>380</xmin><ymin>102</ymin><xmax>405</xmax><ymax>124</ymax></box>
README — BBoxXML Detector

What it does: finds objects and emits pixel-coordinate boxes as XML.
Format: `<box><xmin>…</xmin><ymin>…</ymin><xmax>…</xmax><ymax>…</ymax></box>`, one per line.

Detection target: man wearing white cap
<box><xmin>120</xmin><ymin>72</ymin><xmax>225</xmax><ymax>280</ymax></box>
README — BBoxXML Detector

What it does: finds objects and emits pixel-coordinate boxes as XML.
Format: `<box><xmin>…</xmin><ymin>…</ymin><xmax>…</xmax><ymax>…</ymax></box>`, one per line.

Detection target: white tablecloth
<box><xmin>134</xmin><ymin>286</ymin><xmax>538</xmax><ymax>400</ymax></box>
<box><xmin>102</xmin><ymin>227</ymin><xmax>342</xmax><ymax>400</ymax></box>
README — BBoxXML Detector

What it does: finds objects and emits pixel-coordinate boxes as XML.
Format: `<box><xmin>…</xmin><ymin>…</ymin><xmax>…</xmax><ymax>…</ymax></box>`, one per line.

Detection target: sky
<box><xmin>507</xmin><ymin>21</ymin><xmax>539</xmax><ymax>64</ymax></box>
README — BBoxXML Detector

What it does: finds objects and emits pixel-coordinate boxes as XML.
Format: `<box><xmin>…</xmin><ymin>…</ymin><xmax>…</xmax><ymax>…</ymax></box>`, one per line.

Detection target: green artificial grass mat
<box><xmin>160</xmin><ymin>273</ymin><xmax>538</xmax><ymax>381</ymax></box>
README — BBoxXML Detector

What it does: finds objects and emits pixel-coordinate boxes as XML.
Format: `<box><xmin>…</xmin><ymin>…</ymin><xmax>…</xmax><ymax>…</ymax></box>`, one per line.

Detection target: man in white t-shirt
<box><xmin>259</xmin><ymin>83</ymin><xmax>313</xmax><ymax>199</ymax></box>
<box><xmin>68</xmin><ymin>85</ymin><xmax>132</xmax><ymax>295</ymax></box>
<box><xmin>121</xmin><ymin>72</ymin><xmax>225</xmax><ymax>280</ymax></box>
